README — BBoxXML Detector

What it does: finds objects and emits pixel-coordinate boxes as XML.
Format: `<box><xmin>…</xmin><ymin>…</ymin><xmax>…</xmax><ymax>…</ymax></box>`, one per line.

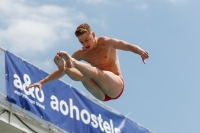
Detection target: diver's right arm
<box><xmin>26</xmin><ymin>55</ymin><xmax>66</xmax><ymax>91</ymax></box>
<box><xmin>40</xmin><ymin>69</ymin><xmax>65</xmax><ymax>84</ymax></box>
<box><xmin>26</xmin><ymin>69</ymin><xmax>65</xmax><ymax>91</ymax></box>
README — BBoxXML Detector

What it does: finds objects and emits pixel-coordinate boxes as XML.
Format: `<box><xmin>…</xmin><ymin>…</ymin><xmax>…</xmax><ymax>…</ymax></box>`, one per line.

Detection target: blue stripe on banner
<box><xmin>5</xmin><ymin>50</ymin><xmax>152</xmax><ymax>133</ymax></box>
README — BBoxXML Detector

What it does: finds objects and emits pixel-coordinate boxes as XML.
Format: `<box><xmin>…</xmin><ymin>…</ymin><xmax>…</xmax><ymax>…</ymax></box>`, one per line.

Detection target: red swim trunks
<box><xmin>103</xmin><ymin>77</ymin><xmax>124</xmax><ymax>101</ymax></box>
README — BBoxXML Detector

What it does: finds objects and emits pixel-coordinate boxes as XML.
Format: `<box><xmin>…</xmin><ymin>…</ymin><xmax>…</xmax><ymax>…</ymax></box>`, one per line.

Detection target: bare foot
<box><xmin>54</xmin><ymin>55</ymin><xmax>66</xmax><ymax>71</ymax></box>
<box><xmin>62</xmin><ymin>52</ymin><xmax>74</xmax><ymax>68</ymax></box>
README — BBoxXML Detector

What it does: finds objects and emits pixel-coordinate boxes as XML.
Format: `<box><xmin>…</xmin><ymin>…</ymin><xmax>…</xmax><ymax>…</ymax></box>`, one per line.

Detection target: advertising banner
<box><xmin>5</xmin><ymin>51</ymin><xmax>151</xmax><ymax>133</ymax></box>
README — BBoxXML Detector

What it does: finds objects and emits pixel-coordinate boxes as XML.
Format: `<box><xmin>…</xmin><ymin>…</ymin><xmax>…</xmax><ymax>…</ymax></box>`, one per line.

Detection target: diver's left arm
<box><xmin>106</xmin><ymin>37</ymin><xmax>149</xmax><ymax>64</ymax></box>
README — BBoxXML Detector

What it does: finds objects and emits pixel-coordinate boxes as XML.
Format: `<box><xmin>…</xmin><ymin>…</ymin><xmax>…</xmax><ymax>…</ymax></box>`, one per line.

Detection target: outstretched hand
<box><xmin>26</xmin><ymin>82</ymin><xmax>42</xmax><ymax>91</ymax></box>
<box><xmin>140</xmin><ymin>51</ymin><xmax>149</xmax><ymax>64</ymax></box>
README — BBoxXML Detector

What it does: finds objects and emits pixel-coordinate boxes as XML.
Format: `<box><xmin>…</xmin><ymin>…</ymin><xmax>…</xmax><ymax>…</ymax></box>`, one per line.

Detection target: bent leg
<box><xmin>54</xmin><ymin>55</ymin><xmax>107</xmax><ymax>100</ymax></box>
<box><xmin>65</xmin><ymin>66</ymin><xmax>107</xmax><ymax>101</ymax></box>
<box><xmin>59</xmin><ymin>53</ymin><xmax>123</xmax><ymax>99</ymax></box>
<box><xmin>73</xmin><ymin>60</ymin><xmax>123</xmax><ymax>98</ymax></box>
<box><xmin>82</xmin><ymin>78</ymin><xmax>106</xmax><ymax>101</ymax></box>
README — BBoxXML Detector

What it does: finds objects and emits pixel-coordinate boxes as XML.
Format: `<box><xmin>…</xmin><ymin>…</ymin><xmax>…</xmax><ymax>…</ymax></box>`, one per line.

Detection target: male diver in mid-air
<box><xmin>26</xmin><ymin>23</ymin><xmax>149</xmax><ymax>101</ymax></box>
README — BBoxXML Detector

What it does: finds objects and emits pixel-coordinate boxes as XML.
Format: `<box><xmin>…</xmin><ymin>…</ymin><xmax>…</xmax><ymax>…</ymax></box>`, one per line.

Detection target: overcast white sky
<box><xmin>1</xmin><ymin>0</ymin><xmax>200</xmax><ymax>133</ymax></box>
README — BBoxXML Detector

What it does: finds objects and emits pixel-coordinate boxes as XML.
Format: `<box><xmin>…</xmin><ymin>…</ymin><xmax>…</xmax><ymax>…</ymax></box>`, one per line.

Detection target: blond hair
<box><xmin>75</xmin><ymin>23</ymin><xmax>91</xmax><ymax>37</ymax></box>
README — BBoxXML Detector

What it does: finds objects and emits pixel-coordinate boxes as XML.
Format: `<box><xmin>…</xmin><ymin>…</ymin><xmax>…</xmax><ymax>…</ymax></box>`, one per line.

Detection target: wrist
<box><xmin>138</xmin><ymin>50</ymin><xmax>144</xmax><ymax>55</ymax></box>
<box><xmin>39</xmin><ymin>79</ymin><xmax>45</xmax><ymax>85</ymax></box>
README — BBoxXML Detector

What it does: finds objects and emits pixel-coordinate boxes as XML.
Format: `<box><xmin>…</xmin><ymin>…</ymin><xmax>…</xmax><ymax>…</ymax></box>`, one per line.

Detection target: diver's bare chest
<box><xmin>82</xmin><ymin>49</ymin><xmax>111</xmax><ymax>65</ymax></box>
<box><xmin>84</xmin><ymin>52</ymin><xmax>109</xmax><ymax>63</ymax></box>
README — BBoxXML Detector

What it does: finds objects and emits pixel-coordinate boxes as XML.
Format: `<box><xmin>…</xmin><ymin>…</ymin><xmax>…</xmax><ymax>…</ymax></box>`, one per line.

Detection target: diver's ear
<box><xmin>91</xmin><ymin>31</ymin><xmax>95</xmax><ymax>37</ymax></box>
